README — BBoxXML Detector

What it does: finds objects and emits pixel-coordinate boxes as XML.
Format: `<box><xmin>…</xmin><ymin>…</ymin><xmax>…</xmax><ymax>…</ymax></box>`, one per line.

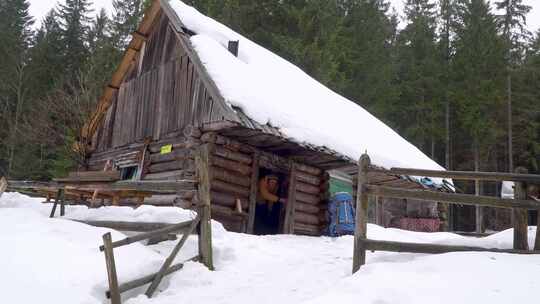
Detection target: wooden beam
<box><xmin>370</xmin><ymin>167</ymin><xmax>540</xmax><ymax>183</ymax></box>
<box><xmin>145</xmin><ymin>216</ymin><xmax>200</xmax><ymax>297</ymax></box>
<box><xmin>65</xmin><ymin>180</ymin><xmax>196</xmax><ymax>194</ymax></box>
<box><xmin>353</xmin><ymin>154</ymin><xmax>370</xmax><ymax>273</ymax></box>
<box><xmin>247</xmin><ymin>152</ymin><xmax>260</xmax><ymax>234</ymax></box>
<box><xmin>366</xmin><ymin>184</ymin><xmax>540</xmax><ymax>210</ymax></box>
<box><xmin>195</xmin><ymin>144</ymin><xmax>214</xmax><ymax>270</ymax></box>
<box><xmin>73</xmin><ymin>220</ymin><xmax>196</xmax><ymax>233</ymax></box>
<box><xmin>363</xmin><ymin>238</ymin><xmax>539</xmax><ymax>255</ymax></box>
<box><xmin>99</xmin><ymin>220</ymin><xmax>195</xmax><ymax>251</ymax></box>
<box><xmin>102</xmin><ymin>232</ymin><xmax>121</xmax><ymax>304</ymax></box>
<box><xmin>283</xmin><ymin>162</ymin><xmax>297</xmax><ymax>234</ymax></box>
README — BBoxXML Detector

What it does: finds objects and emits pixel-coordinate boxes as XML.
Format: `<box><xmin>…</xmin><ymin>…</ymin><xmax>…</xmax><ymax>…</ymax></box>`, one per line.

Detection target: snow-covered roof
<box><xmin>168</xmin><ymin>0</ymin><xmax>446</xmax><ymax>173</ymax></box>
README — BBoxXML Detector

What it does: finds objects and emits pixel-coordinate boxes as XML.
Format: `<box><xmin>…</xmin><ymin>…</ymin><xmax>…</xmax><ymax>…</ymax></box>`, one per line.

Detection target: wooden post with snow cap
<box><xmin>353</xmin><ymin>153</ymin><xmax>370</xmax><ymax>273</ymax></box>
<box><xmin>513</xmin><ymin>167</ymin><xmax>529</xmax><ymax>250</ymax></box>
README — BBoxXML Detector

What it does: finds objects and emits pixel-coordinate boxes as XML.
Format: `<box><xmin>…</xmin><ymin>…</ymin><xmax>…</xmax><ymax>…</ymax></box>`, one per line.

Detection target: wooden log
<box><xmin>211</xmin><ymin>180</ymin><xmax>249</xmax><ymax>198</ymax></box>
<box><xmin>68</xmin><ymin>170</ymin><xmax>121</xmax><ymax>181</ymax></box>
<box><xmin>295</xmin><ymin>163</ymin><xmax>322</xmax><ymax>176</ymax></box>
<box><xmin>102</xmin><ymin>233</ymin><xmax>121</xmax><ymax>304</ymax></box>
<box><xmin>183</xmin><ymin>125</ymin><xmax>202</xmax><ymax>138</ymax></box>
<box><xmin>145</xmin><ymin>216</ymin><xmax>200</xmax><ymax>297</ymax></box>
<box><xmin>66</xmin><ymin>180</ymin><xmax>196</xmax><ymax>194</ymax></box>
<box><xmin>363</xmin><ymin>238</ymin><xmax>540</xmax><ymax>255</ymax></box>
<box><xmin>201</xmin><ymin>132</ymin><xmax>255</xmax><ymax>154</ymax></box>
<box><xmin>513</xmin><ymin>167</ymin><xmax>529</xmax><ymax>250</ymax></box>
<box><xmin>294</xmin><ymin>211</ymin><xmax>320</xmax><ymax>225</ymax></box>
<box><xmin>370</xmin><ymin>167</ymin><xmax>540</xmax><ymax>183</ymax></box>
<box><xmin>294</xmin><ymin>222</ymin><xmax>321</xmax><ymax>235</ymax></box>
<box><xmin>148</xmin><ymin>160</ymin><xmax>184</xmax><ymax>174</ymax></box>
<box><xmin>296</xmin><ymin>181</ymin><xmax>320</xmax><ymax>195</ymax></box>
<box><xmin>74</xmin><ymin>220</ymin><xmax>197</xmax><ymax>233</ymax></box>
<box><xmin>99</xmin><ymin>220</ymin><xmax>195</xmax><ymax>251</ymax></box>
<box><xmin>143</xmin><ymin>170</ymin><xmax>189</xmax><ymax>181</ymax></box>
<box><xmin>110</xmin><ymin>261</ymin><xmax>186</xmax><ymax>298</ymax></box>
<box><xmin>247</xmin><ymin>152</ymin><xmax>260</xmax><ymax>234</ymax></box>
<box><xmin>214</xmin><ymin>146</ymin><xmax>252</xmax><ymax>165</ymax></box>
<box><xmin>195</xmin><ymin>144</ymin><xmax>214</xmax><ymax>270</ymax></box>
<box><xmin>212</xmin><ymin>167</ymin><xmax>251</xmax><ymax>187</ymax></box>
<box><xmin>366</xmin><ymin>184</ymin><xmax>540</xmax><ymax>210</ymax></box>
<box><xmin>201</xmin><ymin>121</ymin><xmax>239</xmax><ymax>132</ymax></box>
<box><xmin>211</xmin><ymin>205</ymin><xmax>248</xmax><ymax>219</ymax></box>
<box><xmin>212</xmin><ymin>155</ymin><xmax>251</xmax><ymax>176</ymax></box>
<box><xmin>296</xmin><ymin>191</ymin><xmax>320</xmax><ymax>205</ymax></box>
<box><xmin>296</xmin><ymin>171</ymin><xmax>321</xmax><ymax>186</ymax></box>
<box><xmin>284</xmin><ymin>162</ymin><xmax>297</xmax><ymax>234</ymax></box>
<box><xmin>353</xmin><ymin>154</ymin><xmax>370</xmax><ymax>274</ymax></box>
<box><xmin>149</xmin><ymin>148</ymin><xmax>191</xmax><ymax>164</ymax></box>
<box><xmin>211</xmin><ymin>191</ymin><xmax>248</xmax><ymax>209</ymax></box>
<box><xmin>295</xmin><ymin>201</ymin><xmax>320</xmax><ymax>214</ymax></box>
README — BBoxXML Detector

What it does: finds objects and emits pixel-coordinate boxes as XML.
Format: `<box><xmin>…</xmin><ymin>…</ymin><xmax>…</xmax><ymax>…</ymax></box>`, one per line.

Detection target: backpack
<box><xmin>327</xmin><ymin>192</ymin><xmax>356</xmax><ymax>237</ymax></box>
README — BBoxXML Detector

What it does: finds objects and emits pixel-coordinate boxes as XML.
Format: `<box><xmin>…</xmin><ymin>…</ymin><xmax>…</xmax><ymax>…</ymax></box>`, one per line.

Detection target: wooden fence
<box><xmin>100</xmin><ymin>212</ymin><xmax>210</xmax><ymax>303</ymax></box>
<box><xmin>353</xmin><ymin>153</ymin><xmax>540</xmax><ymax>274</ymax></box>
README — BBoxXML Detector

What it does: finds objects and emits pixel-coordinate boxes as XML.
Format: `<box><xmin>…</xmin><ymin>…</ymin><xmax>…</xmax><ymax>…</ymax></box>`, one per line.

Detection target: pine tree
<box><xmin>494</xmin><ymin>0</ymin><xmax>532</xmax><ymax>172</ymax></box>
<box><xmin>337</xmin><ymin>0</ymin><xmax>397</xmax><ymax>116</ymax></box>
<box><xmin>57</xmin><ymin>0</ymin><xmax>93</xmax><ymax>78</ymax></box>
<box><xmin>438</xmin><ymin>0</ymin><xmax>457</xmax><ymax>169</ymax></box>
<box><xmin>0</xmin><ymin>0</ymin><xmax>34</xmax><ymax>177</ymax></box>
<box><xmin>451</xmin><ymin>0</ymin><xmax>506</xmax><ymax>173</ymax></box>
<box><xmin>394</xmin><ymin>0</ymin><xmax>442</xmax><ymax>158</ymax></box>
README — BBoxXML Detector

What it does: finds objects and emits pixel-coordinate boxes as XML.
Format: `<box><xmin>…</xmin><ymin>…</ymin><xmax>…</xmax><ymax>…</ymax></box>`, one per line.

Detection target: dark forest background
<box><xmin>0</xmin><ymin>0</ymin><xmax>539</xmax><ymax>196</ymax></box>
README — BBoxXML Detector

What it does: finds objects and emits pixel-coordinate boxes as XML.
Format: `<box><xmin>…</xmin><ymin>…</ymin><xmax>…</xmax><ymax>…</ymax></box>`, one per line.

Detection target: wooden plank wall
<box><xmin>91</xmin><ymin>10</ymin><xmax>229</xmax><ymax>154</ymax></box>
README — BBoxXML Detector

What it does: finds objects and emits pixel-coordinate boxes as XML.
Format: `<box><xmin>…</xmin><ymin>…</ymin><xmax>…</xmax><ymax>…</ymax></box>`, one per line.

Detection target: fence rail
<box><xmin>353</xmin><ymin>153</ymin><xmax>540</xmax><ymax>274</ymax></box>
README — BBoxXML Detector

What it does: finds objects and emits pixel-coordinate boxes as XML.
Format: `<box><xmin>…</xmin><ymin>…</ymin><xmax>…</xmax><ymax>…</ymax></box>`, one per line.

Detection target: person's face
<box><xmin>268</xmin><ymin>178</ymin><xmax>278</xmax><ymax>192</ymax></box>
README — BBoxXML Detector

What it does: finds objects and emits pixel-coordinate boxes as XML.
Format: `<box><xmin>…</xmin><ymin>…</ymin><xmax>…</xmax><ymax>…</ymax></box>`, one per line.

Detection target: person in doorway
<box><xmin>255</xmin><ymin>174</ymin><xmax>287</xmax><ymax>234</ymax></box>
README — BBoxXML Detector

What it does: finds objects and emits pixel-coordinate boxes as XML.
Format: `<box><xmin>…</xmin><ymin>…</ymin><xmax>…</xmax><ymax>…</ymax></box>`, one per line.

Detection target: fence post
<box><xmin>195</xmin><ymin>144</ymin><xmax>214</xmax><ymax>270</ymax></box>
<box><xmin>102</xmin><ymin>232</ymin><xmax>121</xmax><ymax>304</ymax></box>
<box><xmin>475</xmin><ymin>179</ymin><xmax>483</xmax><ymax>233</ymax></box>
<box><xmin>353</xmin><ymin>153</ymin><xmax>370</xmax><ymax>274</ymax></box>
<box><xmin>513</xmin><ymin>167</ymin><xmax>528</xmax><ymax>250</ymax></box>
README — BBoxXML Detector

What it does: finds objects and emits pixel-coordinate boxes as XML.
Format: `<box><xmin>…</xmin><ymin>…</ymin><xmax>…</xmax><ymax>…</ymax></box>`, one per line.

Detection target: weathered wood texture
<box><xmin>352</xmin><ymin>154</ymin><xmax>370</xmax><ymax>273</ymax></box>
<box><xmin>195</xmin><ymin>144</ymin><xmax>214</xmax><ymax>270</ymax></box>
<box><xmin>363</xmin><ymin>238</ymin><xmax>540</xmax><ymax>255</ymax></box>
<box><xmin>102</xmin><ymin>233</ymin><xmax>121</xmax><ymax>304</ymax></box>
<box><xmin>513</xmin><ymin>167</ymin><xmax>529</xmax><ymax>250</ymax></box>
<box><xmin>92</xmin><ymin>10</ymin><xmax>232</xmax><ymax>153</ymax></box>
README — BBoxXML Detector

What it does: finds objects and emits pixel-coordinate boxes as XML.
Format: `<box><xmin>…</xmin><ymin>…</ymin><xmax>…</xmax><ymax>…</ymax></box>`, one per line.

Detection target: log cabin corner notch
<box><xmin>76</xmin><ymin>0</ymin><xmax>451</xmax><ymax>236</ymax></box>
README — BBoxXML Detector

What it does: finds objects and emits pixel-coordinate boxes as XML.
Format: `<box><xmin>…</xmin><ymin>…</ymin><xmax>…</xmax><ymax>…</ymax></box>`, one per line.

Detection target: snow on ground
<box><xmin>2</xmin><ymin>192</ymin><xmax>539</xmax><ymax>304</ymax></box>
<box><xmin>168</xmin><ymin>0</ymin><xmax>445</xmax><ymax>174</ymax></box>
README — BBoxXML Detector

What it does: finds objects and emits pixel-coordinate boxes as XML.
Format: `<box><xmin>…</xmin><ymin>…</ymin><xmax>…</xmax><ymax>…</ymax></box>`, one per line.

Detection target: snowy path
<box><xmin>1</xmin><ymin>192</ymin><xmax>539</xmax><ymax>304</ymax></box>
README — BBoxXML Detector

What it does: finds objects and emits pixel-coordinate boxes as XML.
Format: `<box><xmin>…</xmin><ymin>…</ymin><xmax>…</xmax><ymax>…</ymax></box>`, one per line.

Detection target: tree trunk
<box><xmin>474</xmin><ymin>138</ymin><xmax>483</xmax><ymax>233</ymax></box>
<box><xmin>7</xmin><ymin>64</ymin><xmax>26</xmax><ymax>177</ymax></box>
<box><xmin>507</xmin><ymin>73</ymin><xmax>513</xmax><ymax>173</ymax></box>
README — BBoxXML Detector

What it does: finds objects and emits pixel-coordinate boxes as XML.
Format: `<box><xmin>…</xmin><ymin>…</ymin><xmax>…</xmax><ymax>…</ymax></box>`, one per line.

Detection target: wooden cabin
<box><xmin>76</xmin><ymin>0</ymin><xmax>449</xmax><ymax>236</ymax></box>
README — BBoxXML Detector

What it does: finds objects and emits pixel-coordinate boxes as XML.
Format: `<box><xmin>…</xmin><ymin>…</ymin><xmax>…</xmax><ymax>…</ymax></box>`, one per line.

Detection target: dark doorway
<box><xmin>253</xmin><ymin>168</ymin><xmax>288</xmax><ymax>235</ymax></box>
